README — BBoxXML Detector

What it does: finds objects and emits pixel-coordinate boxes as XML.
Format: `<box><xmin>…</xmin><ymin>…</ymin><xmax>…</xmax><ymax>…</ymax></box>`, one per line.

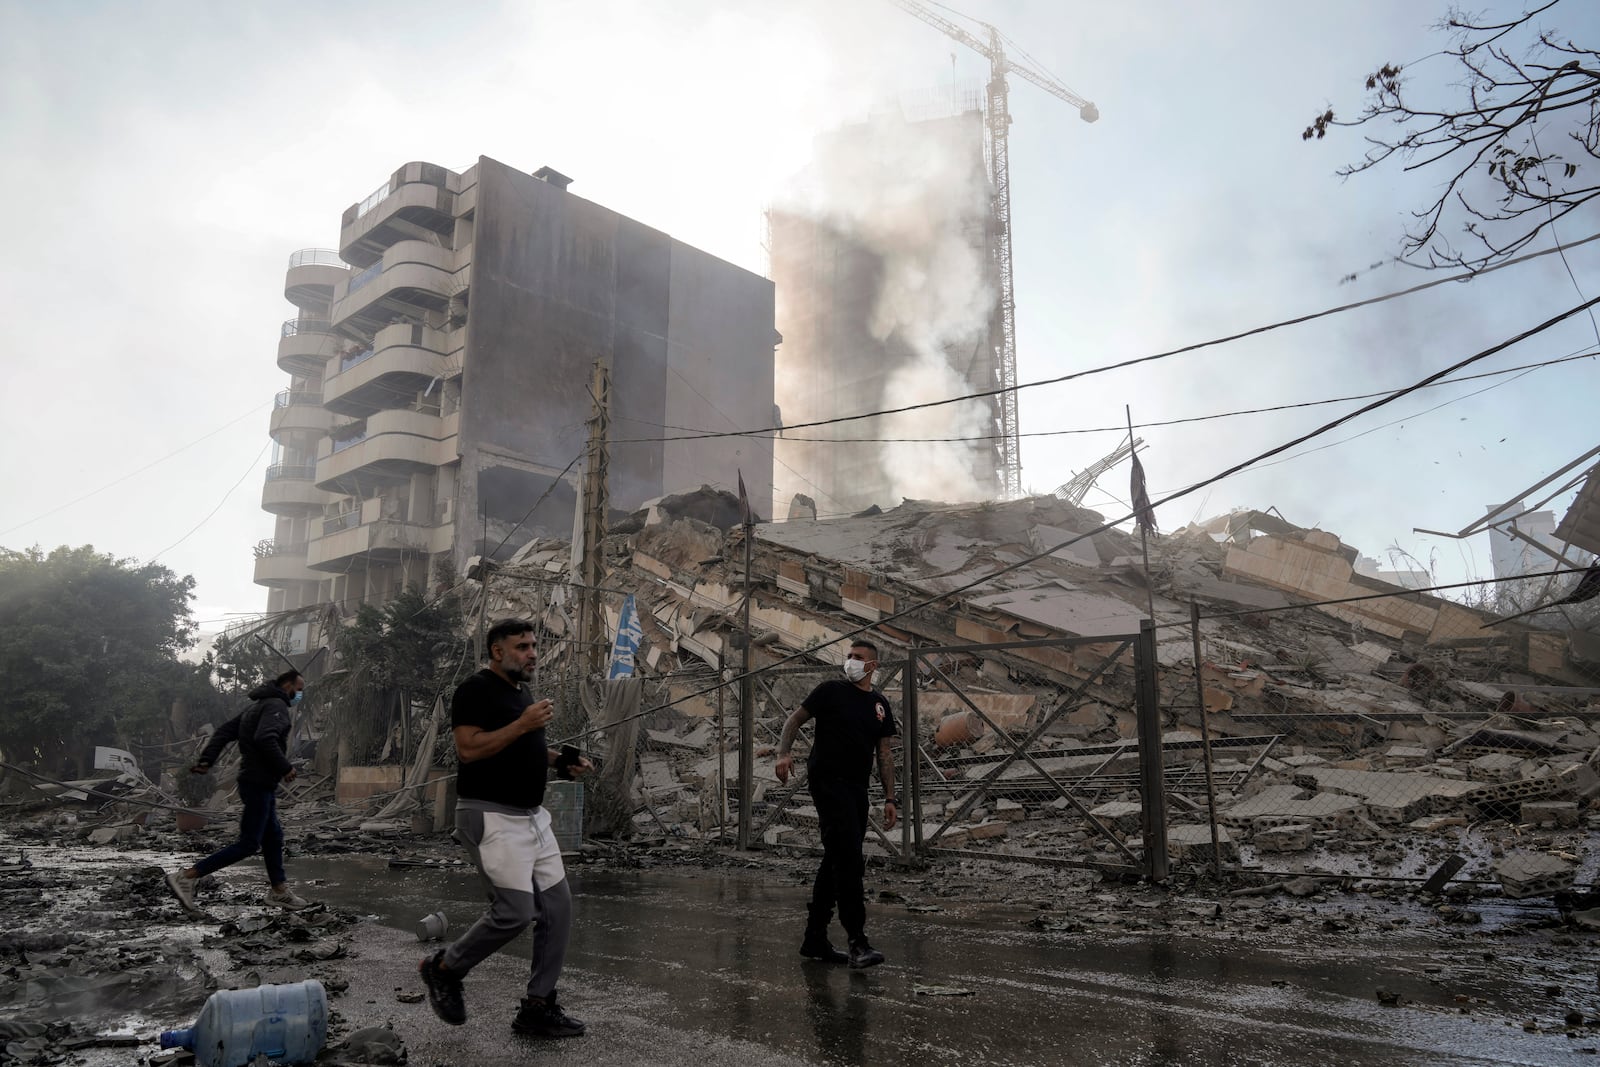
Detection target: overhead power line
<box><xmin>619</xmin><ymin>346</ymin><xmax>1598</xmax><ymax>445</ymax></box>
<box><xmin>609</xmin><ymin>229</ymin><xmax>1600</xmax><ymax>447</ymax></box>
<box><xmin>150</xmin><ymin>440</ymin><xmax>273</xmax><ymax>563</ymax></box>
<box><xmin>1</xmin><ymin>401</ymin><xmax>272</xmax><ymax>537</ymax></box>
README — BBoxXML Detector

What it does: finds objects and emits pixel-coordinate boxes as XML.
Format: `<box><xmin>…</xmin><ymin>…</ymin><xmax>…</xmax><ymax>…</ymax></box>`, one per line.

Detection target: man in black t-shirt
<box><xmin>418</xmin><ymin>619</ymin><xmax>592</xmax><ymax>1040</ymax></box>
<box><xmin>775</xmin><ymin>639</ymin><xmax>898</xmax><ymax>969</ymax></box>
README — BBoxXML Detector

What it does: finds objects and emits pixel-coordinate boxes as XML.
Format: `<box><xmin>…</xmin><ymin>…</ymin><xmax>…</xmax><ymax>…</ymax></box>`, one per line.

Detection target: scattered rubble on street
<box><xmin>7</xmin><ymin>492</ymin><xmax>1600</xmax><ymax>1061</ymax></box>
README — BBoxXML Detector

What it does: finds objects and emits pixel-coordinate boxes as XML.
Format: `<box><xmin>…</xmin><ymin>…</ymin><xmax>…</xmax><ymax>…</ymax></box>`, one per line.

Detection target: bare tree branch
<box><xmin>1305</xmin><ymin>0</ymin><xmax>1600</xmax><ymax>271</ymax></box>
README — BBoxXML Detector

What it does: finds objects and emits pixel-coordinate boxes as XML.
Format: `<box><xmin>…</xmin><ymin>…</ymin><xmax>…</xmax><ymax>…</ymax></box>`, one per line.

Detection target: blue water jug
<box><xmin>159</xmin><ymin>980</ymin><xmax>327</xmax><ymax>1067</ymax></box>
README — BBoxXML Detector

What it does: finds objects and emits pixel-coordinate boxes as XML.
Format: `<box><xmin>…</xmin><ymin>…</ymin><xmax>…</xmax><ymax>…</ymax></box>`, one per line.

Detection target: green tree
<box><xmin>1305</xmin><ymin>1</ymin><xmax>1600</xmax><ymax>270</ymax></box>
<box><xmin>211</xmin><ymin>627</ymin><xmax>289</xmax><ymax>698</ymax></box>
<box><xmin>0</xmin><ymin>545</ymin><xmax>199</xmax><ymax>776</ymax></box>
<box><xmin>324</xmin><ymin>588</ymin><xmax>467</xmax><ymax>766</ymax></box>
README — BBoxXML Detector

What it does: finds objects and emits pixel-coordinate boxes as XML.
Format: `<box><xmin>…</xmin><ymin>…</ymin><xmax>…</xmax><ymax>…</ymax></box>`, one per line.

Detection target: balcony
<box><xmin>268</xmin><ymin>389</ymin><xmax>332</xmax><ymax>446</ymax></box>
<box><xmin>324</xmin><ymin>322</ymin><xmax>459</xmax><ymax>417</ymax></box>
<box><xmin>305</xmin><ymin>518</ymin><xmax>440</xmax><ymax>571</ymax></box>
<box><xmin>284</xmin><ymin>249</ymin><xmax>350</xmax><ymax>309</ymax></box>
<box><xmin>261</xmin><ymin>463</ymin><xmax>333</xmax><ymax>514</ymax></box>
<box><xmin>252</xmin><ymin>539</ymin><xmax>318</xmax><ymax>588</ymax></box>
<box><xmin>328</xmin><ymin>240</ymin><xmax>466</xmax><ymax>337</ymax></box>
<box><xmin>313</xmin><ymin>409</ymin><xmax>459</xmax><ymax>495</ymax></box>
<box><xmin>339</xmin><ymin>163</ymin><xmax>456</xmax><ymax>268</ymax></box>
<box><xmin>277</xmin><ymin>318</ymin><xmax>339</xmax><ymax>376</ymax></box>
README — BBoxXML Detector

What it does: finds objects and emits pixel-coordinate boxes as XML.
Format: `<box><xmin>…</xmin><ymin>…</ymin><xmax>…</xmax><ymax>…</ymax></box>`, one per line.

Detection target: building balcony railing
<box><xmin>274</xmin><ymin>389</ymin><xmax>323</xmax><ymax>409</ymax></box>
<box><xmin>314</xmin><ymin>409</ymin><xmax>457</xmax><ymax>494</ymax></box>
<box><xmin>324</xmin><ymin>322</ymin><xmax>458</xmax><ymax>418</ymax></box>
<box><xmin>340</xmin><ymin>163</ymin><xmax>456</xmax><ymax>267</ymax></box>
<box><xmin>288</xmin><ymin>248</ymin><xmax>345</xmax><ymax>269</ymax></box>
<box><xmin>265</xmin><ymin>463</ymin><xmax>317</xmax><ymax>482</ymax></box>
<box><xmin>329</xmin><ymin>245</ymin><xmax>465</xmax><ymax>336</ymax></box>
<box><xmin>254</xmin><ymin>538</ymin><xmax>307</xmax><ymax>559</ymax></box>
<box><xmin>346</xmin><ymin>260</ymin><xmax>383</xmax><ymax>294</ymax></box>
<box><xmin>354</xmin><ymin>180</ymin><xmax>393</xmax><ymax>220</ymax></box>
<box><xmin>278</xmin><ymin>318</ymin><xmax>338</xmax><ymax>376</ymax></box>
<box><xmin>331</xmin><ymin>431</ymin><xmax>367</xmax><ymax>454</ymax></box>
<box><xmin>269</xmin><ymin>391</ymin><xmax>332</xmax><ymax>446</ymax></box>
<box><xmin>339</xmin><ymin>346</ymin><xmax>376</xmax><ymax>373</ymax></box>
<box><xmin>305</xmin><ymin>517</ymin><xmax>439</xmax><ymax>571</ymax></box>
<box><xmin>323</xmin><ymin>509</ymin><xmax>361</xmax><ymax>536</ymax></box>
<box><xmin>282</xmin><ymin>317</ymin><xmax>332</xmax><ymax>338</ymax></box>
<box><xmin>253</xmin><ymin>540</ymin><xmax>320</xmax><ymax>588</ymax></box>
<box><xmin>285</xmin><ymin>250</ymin><xmax>350</xmax><ymax>310</ymax></box>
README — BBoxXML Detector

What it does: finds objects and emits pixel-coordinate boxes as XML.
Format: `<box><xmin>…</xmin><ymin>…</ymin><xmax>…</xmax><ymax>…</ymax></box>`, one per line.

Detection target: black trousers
<box><xmin>807</xmin><ymin>776</ymin><xmax>870</xmax><ymax>940</ymax></box>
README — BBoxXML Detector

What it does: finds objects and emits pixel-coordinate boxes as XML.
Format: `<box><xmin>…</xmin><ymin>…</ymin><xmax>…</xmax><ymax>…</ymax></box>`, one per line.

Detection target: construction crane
<box><xmin>890</xmin><ymin>0</ymin><xmax>1098</xmax><ymax>500</ymax></box>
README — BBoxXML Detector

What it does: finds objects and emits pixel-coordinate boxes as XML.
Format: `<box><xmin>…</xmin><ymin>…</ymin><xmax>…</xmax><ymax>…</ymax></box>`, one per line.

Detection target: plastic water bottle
<box><xmin>159</xmin><ymin>980</ymin><xmax>327</xmax><ymax>1067</ymax></box>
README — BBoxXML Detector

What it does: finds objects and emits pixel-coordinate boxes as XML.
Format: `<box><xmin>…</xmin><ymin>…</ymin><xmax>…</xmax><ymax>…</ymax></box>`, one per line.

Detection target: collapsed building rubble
<box><xmin>29</xmin><ymin>489</ymin><xmax>1593</xmax><ymax>901</ymax></box>
<box><xmin>463</xmin><ymin>489</ymin><xmax>1600</xmax><ymax>895</ymax></box>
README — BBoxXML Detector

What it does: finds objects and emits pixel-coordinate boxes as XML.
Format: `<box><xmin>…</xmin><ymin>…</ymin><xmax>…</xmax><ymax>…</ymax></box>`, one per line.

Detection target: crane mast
<box><xmin>890</xmin><ymin>0</ymin><xmax>1097</xmax><ymax>500</ymax></box>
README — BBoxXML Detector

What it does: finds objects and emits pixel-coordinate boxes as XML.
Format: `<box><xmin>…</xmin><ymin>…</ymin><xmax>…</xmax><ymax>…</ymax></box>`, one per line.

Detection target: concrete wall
<box><xmin>456</xmin><ymin>157</ymin><xmax>774</xmax><ymax>564</ymax></box>
<box><xmin>1223</xmin><ymin>531</ymin><xmax>1451</xmax><ymax>641</ymax></box>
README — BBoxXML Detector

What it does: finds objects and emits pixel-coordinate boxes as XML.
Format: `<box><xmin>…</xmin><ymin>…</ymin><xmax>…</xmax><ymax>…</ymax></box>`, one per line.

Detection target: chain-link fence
<box><xmin>900</xmin><ymin>634</ymin><xmax>1163</xmax><ymax>877</ymax></box>
<box><xmin>1181</xmin><ymin>568</ymin><xmax>1600</xmax><ymax>898</ymax></box>
<box><xmin>743</xmin><ymin>663</ymin><xmax>907</xmax><ymax>859</ymax></box>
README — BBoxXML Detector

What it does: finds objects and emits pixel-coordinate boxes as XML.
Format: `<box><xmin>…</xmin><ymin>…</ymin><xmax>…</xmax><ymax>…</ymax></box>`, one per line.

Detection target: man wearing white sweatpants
<box><xmin>418</xmin><ymin>619</ymin><xmax>591</xmax><ymax>1039</ymax></box>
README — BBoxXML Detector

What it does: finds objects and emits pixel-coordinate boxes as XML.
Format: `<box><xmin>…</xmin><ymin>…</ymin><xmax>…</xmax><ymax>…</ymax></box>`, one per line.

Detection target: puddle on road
<box><xmin>7</xmin><ymin>834</ymin><xmax>1598</xmax><ymax>1067</ymax></box>
<box><xmin>288</xmin><ymin>854</ymin><xmax>1600</xmax><ymax>1067</ymax></box>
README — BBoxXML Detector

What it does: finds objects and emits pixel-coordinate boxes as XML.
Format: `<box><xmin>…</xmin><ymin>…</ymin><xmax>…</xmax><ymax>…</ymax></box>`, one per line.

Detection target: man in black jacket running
<box><xmin>164</xmin><ymin>669</ymin><xmax>313</xmax><ymax>912</ymax></box>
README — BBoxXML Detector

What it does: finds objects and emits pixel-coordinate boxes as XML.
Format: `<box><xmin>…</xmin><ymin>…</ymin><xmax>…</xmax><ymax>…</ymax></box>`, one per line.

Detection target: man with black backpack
<box><xmin>164</xmin><ymin>669</ymin><xmax>314</xmax><ymax>912</ymax></box>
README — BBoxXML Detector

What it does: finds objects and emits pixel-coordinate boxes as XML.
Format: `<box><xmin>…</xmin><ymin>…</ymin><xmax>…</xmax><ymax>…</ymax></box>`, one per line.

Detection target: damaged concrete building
<box><xmin>467</xmin><ymin>487</ymin><xmax>1600</xmax><ymax>895</ymax></box>
<box><xmin>254</xmin><ymin>157</ymin><xmax>777</xmax><ymax>622</ymax></box>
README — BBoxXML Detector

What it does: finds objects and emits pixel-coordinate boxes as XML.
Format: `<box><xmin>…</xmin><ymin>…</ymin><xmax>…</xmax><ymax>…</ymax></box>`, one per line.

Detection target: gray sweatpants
<box><xmin>441</xmin><ymin>800</ymin><xmax>574</xmax><ymax>1000</ymax></box>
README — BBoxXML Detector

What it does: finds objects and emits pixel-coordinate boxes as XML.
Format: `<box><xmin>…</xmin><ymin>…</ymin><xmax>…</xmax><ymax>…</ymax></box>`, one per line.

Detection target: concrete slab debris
<box><xmin>1495</xmin><ymin>851</ymin><xmax>1576</xmax><ymax>899</ymax></box>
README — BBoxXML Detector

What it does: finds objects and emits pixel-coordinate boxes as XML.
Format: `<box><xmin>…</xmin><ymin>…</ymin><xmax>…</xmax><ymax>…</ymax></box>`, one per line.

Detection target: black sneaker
<box><xmin>799</xmin><ymin>936</ymin><xmax>849</xmax><ymax>964</ymax></box>
<box><xmin>512</xmin><ymin>991</ymin><xmax>586</xmax><ymax>1039</ymax></box>
<box><xmin>848</xmin><ymin>939</ymin><xmax>885</xmax><ymax>969</ymax></box>
<box><xmin>418</xmin><ymin>952</ymin><xmax>466</xmax><ymax>1025</ymax></box>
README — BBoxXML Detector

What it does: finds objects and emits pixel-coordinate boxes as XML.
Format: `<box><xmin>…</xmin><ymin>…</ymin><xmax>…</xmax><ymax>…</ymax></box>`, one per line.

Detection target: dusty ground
<box><xmin>4</xmin><ymin>808</ymin><xmax>1600</xmax><ymax>1066</ymax></box>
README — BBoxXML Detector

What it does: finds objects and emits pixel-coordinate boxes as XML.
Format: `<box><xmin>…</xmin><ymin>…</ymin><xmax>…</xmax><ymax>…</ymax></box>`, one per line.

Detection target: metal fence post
<box><xmin>1190</xmin><ymin>600</ymin><xmax>1223</xmax><ymax>877</ymax></box>
<box><xmin>1136</xmin><ymin>618</ymin><xmax>1169</xmax><ymax>882</ymax></box>
<box><xmin>903</xmin><ymin>653</ymin><xmax>919</xmax><ymax>859</ymax></box>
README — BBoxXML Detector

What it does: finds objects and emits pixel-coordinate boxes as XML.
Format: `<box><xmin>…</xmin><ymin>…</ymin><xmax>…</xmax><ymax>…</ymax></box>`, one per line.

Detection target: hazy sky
<box><xmin>3</xmin><ymin>0</ymin><xmax>1598</xmax><ymax>635</ymax></box>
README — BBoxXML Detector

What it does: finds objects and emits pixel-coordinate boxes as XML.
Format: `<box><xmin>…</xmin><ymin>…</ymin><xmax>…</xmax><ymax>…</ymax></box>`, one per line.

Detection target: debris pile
<box><xmin>454</xmin><ymin>493</ymin><xmax>1600</xmax><ymax>889</ymax></box>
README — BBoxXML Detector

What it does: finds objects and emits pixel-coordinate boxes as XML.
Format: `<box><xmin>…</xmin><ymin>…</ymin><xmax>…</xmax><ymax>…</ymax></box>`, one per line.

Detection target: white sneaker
<box><xmin>266</xmin><ymin>886</ymin><xmax>312</xmax><ymax>910</ymax></box>
<box><xmin>165</xmin><ymin>869</ymin><xmax>198</xmax><ymax>911</ymax></box>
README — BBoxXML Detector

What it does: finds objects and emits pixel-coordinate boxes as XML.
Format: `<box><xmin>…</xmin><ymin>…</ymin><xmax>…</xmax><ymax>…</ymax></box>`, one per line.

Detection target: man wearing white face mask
<box><xmin>775</xmin><ymin>639</ymin><xmax>898</xmax><ymax>968</ymax></box>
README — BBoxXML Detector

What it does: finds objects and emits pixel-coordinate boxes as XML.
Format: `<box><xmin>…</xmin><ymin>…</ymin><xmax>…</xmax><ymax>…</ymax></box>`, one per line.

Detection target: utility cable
<box><xmin>1140</xmin><ymin>355</ymin><xmax>1552</xmax><ymax>496</ymax></box>
<box><xmin>1</xmin><ymin>401</ymin><xmax>272</xmax><ymax>537</ymax></box>
<box><xmin>1192</xmin><ymin>565</ymin><xmax>1594</xmax><ymax>625</ymax></box>
<box><xmin>622</xmin><ymin>346</ymin><xmax>1598</xmax><ymax>446</ymax></box>
<box><xmin>150</xmin><ymin>440</ymin><xmax>272</xmax><ymax>563</ymax></box>
<box><xmin>659</xmin><ymin>363</ymin><xmax>849</xmax><ymax>514</ymax></box>
<box><xmin>608</xmin><ymin>230</ymin><xmax>1600</xmax><ymax>446</ymax></box>
<box><xmin>552</xmin><ymin>294</ymin><xmax>1600</xmax><ymax>746</ymax></box>
<box><xmin>407</xmin><ymin>451</ymin><xmax>584</xmax><ymax>620</ymax></box>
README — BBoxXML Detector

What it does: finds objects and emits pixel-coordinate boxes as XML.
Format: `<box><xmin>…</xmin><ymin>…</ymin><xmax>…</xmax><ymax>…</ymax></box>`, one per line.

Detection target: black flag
<box><xmin>1130</xmin><ymin>450</ymin><xmax>1157</xmax><ymax>536</ymax></box>
<box><xmin>736</xmin><ymin>469</ymin><xmax>752</xmax><ymax>528</ymax></box>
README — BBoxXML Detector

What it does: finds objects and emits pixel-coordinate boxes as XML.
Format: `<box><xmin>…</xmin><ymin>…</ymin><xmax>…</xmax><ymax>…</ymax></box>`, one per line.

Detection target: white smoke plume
<box><xmin>771</xmin><ymin>104</ymin><xmax>1001</xmax><ymax>514</ymax></box>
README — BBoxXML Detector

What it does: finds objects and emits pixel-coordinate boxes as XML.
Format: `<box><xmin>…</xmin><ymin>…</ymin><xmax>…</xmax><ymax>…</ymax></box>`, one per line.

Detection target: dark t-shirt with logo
<box><xmin>802</xmin><ymin>679</ymin><xmax>898</xmax><ymax>785</ymax></box>
<box><xmin>452</xmin><ymin>668</ymin><xmax>548</xmax><ymax>810</ymax></box>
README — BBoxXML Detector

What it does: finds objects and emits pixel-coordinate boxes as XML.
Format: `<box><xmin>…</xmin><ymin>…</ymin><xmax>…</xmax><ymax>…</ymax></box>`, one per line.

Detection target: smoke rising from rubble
<box><xmin>775</xmin><ymin>108</ymin><xmax>999</xmax><ymax>509</ymax></box>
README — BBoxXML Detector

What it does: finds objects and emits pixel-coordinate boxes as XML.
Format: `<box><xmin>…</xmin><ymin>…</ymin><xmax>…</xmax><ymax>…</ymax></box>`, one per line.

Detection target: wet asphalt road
<box><xmin>290</xmin><ymin>854</ymin><xmax>1600</xmax><ymax>1066</ymax></box>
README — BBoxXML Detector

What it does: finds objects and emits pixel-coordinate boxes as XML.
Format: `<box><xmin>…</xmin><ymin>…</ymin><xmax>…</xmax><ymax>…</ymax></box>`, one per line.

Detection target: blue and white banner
<box><xmin>607</xmin><ymin>594</ymin><xmax>643</xmax><ymax>679</ymax></box>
